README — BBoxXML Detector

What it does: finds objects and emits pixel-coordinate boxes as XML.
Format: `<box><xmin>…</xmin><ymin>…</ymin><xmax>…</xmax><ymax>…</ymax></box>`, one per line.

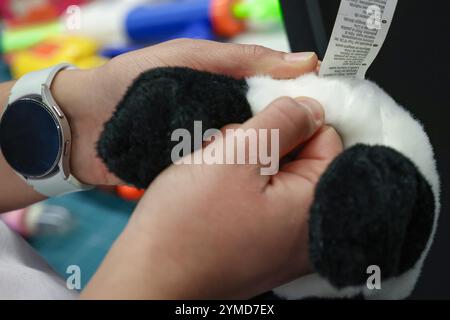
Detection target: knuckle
<box><xmin>242</xmin><ymin>44</ymin><xmax>271</xmax><ymax>59</ymax></box>
<box><xmin>270</xmin><ymin>97</ymin><xmax>314</xmax><ymax>133</ymax></box>
<box><xmin>272</xmin><ymin>96</ymin><xmax>298</xmax><ymax>108</ymax></box>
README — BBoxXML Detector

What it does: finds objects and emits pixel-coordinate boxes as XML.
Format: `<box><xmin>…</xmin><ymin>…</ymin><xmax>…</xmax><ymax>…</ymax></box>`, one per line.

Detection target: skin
<box><xmin>0</xmin><ymin>39</ymin><xmax>343</xmax><ymax>299</ymax></box>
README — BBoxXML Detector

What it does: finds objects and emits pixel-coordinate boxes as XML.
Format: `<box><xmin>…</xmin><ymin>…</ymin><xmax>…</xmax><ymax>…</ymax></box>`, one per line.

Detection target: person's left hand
<box><xmin>52</xmin><ymin>39</ymin><xmax>319</xmax><ymax>186</ymax></box>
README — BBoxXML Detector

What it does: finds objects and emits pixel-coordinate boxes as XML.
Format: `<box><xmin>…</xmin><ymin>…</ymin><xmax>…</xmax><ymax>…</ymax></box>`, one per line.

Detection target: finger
<box><xmin>316</xmin><ymin>60</ymin><xmax>322</xmax><ymax>74</ymax></box>
<box><xmin>241</xmin><ymin>96</ymin><xmax>324</xmax><ymax>160</ymax></box>
<box><xmin>296</xmin><ymin>126</ymin><xmax>343</xmax><ymax>161</ymax></box>
<box><xmin>150</xmin><ymin>39</ymin><xmax>319</xmax><ymax>79</ymax></box>
<box><xmin>268</xmin><ymin>126</ymin><xmax>343</xmax><ymax>210</ymax></box>
<box><xmin>202</xmin><ymin>123</ymin><xmax>241</xmax><ymax>148</ymax></box>
<box><xmin>220</xmin><ymin>123</ymin><xmax>242</xmax><ymax>132</ymax></box>
<box><xmin>280</xmin><ymin>126</ymin><xmax>344</xmax><ymax>180</ymax></box>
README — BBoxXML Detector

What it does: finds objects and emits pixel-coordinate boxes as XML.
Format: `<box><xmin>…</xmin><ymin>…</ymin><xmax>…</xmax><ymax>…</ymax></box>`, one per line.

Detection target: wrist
<box><xmin>0</xmin><ymin>81</ymin><xmax>15</xmax><ymax>111</ymax></box>
<box><xmin>52</xmin><ymin>68</ymin><xmax>93</xmax><ymax>123</ymax></box>
<box><xmin>82</xmin><ymin>218</ymin><xmax>208</xmax><ymax>299</ymax></box>
<box><xmin>51</xmin><ymin>68</ymin><xmax>107</xmax><ymax>185</ymax></box>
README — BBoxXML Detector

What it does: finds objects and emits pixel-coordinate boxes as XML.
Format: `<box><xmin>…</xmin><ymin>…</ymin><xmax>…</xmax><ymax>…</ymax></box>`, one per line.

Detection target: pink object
<box><xmin>0</xmin><ymin>0</ymin><xmax>13</xmax><ymax>19</ymax></box>
<box><xmin>0</xmin><ymin>209</ymin><xmax>30</xmax><ymax>236</ymax></box>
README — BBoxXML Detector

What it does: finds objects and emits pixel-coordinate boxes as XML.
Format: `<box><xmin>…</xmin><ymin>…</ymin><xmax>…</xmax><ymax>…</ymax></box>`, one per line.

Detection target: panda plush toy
<box><xmin>97</xmin><ymin>67</ymin><xmax>440</xmax><ymax>300</ymax></box>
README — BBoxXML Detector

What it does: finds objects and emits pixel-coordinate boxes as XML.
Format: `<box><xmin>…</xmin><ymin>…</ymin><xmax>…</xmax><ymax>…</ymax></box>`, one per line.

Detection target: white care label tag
<box><xmin>319</xmin><ymin>0</ymin><xmax>398</xmax><ymax>79</ymax></box>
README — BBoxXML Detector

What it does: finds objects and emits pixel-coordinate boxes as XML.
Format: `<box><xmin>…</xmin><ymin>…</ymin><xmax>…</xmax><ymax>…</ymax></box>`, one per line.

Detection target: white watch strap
<box><xmin>9</xmin><ymin>64</ymin><xmax>75</xmax><ymax>102</ymax></box>
<box><xmin>9</xmin><ymin>64</ymin><xmax>93</xmax><ymax>197</ymax></box>
<box><xmin>28</xmin><ymin>171</ymin><xmax>90</xmax><ymax>198</ymax></box>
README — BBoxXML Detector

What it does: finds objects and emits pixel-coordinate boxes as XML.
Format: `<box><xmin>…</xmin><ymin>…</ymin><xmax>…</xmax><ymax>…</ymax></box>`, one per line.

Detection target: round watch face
<box><xmin>0</xmin><ymin>98</ymin><xmax>62</xmax><ymax>178</ymax></box>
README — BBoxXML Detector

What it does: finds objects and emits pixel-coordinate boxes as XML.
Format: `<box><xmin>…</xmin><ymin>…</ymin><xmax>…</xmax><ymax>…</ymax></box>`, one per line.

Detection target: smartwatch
<box><xmin>0</xmin><ymin>64</ymin><xmax>93</xmax><ymax>197</ymax></box>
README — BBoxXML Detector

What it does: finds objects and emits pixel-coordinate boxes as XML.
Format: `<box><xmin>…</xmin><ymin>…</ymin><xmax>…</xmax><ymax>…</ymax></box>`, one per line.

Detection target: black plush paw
<box><xmin>97</xmin><ymin>67</ymin><xmax>252</xmax><ymax>188</ymax></box>
<box><xmin>309</xmin><ymin>144</ymin><xmax>435</xmax><ymax>288</ymax></box>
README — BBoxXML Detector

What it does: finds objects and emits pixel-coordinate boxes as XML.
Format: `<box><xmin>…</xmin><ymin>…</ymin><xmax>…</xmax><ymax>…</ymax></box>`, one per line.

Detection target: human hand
<box><xmin>81</xmin><ymin>96</ymin><xmax>343</xmax><ymax>299</ymax></box>
<box><xmin>51</xmin><ymin>39</ymin><xmax>319</xmax><ymax>186</ymax></box>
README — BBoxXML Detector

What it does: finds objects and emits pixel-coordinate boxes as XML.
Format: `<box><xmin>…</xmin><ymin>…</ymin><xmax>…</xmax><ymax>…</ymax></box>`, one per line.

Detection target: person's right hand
<box><xmin>82</xmin><ymin>96</ymin><xmax>343</xmax><ymax>300</ymax></box>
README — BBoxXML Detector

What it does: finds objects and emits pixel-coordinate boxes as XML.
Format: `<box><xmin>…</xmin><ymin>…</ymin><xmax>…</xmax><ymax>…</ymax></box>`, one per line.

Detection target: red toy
<box><xmin>0</xmin><ymin>0</ymin><xmax>87</xmax><ymax>27</ymax></box>
<box><xmin>116</xmin><ymin>186</ymin><xmax>145</xmax><ymax>202</ymax></box>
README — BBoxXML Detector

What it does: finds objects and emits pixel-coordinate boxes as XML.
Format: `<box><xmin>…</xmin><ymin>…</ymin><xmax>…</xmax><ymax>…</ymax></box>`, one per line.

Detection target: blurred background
<box><xmin>1</xmin><ymin>0</ymin><xmax>449</xmax><ymax>299</ymax></box>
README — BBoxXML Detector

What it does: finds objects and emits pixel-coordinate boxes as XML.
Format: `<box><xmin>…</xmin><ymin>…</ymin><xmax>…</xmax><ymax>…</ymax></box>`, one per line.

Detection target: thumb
<box><xmin>150</xmin><ymin>39</ymin><xmax>319</xmax><ymax>79</ymax></box>
<box><xmin>234</xmin><ymin>47</ymin><xmax>319</xmax><ymax>79</ymax></box>
<box><xmin>241</xmin><ymin>96</ymin><xmax>324</xmax><ymax>158</ymax></box>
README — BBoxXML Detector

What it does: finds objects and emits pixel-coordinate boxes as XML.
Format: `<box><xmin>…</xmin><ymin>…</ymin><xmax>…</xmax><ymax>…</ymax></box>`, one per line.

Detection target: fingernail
<box><xmin>295</xmin><ymin>97</ymin><xmax>324</xmax><ymax>126</ymax></box>
<box><xmin>284</xmin><ymin>52</ymin><xmax>316</xmax><ymax>62</ymax></box>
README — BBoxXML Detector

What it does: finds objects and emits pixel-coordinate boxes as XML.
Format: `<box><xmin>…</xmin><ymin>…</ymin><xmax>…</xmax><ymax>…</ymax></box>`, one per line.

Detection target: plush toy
<box><xmin>97</xmin><ymin>67</ymin><xmax>440</xmax><ymax>299</ymax></box>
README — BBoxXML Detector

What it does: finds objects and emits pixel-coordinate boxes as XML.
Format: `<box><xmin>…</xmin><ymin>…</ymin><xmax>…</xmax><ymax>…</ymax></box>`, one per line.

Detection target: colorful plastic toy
<box><xmin>0</xmin><ymin>203</ymin><xmax>74</xmax><ymax>237</ymax></box>
<box><xmin>233</xmin><ymin>0</ymin><xmax>282</xmax><ymax>23</ymax></box>
<box><xmin>0</xmin><ymin>0</ymin><xmax>87</xmax><ymax>27</ymax></box>
<box><xmin>8</xmin><ymin>35</ymin><xmax>106</xmax><ymax>79</ymax></box>
<box><xmin>0</xmin><ymin>0</ymin><xmax>282</xmax><ymax>56</ymax></box>
<box><xmin>68</xmin><ymin>0</ymin><xmax>245</xmax><ymax>45</ymax></box>
<box><xmin>116</xmin><ymin>186</ymin><xmax>145</xmax><ymax>202</ymax></box>
<box><xmin>1</xmin><ymin>21</ymin><xmax>63</xmax><ymax>53</ymax></box>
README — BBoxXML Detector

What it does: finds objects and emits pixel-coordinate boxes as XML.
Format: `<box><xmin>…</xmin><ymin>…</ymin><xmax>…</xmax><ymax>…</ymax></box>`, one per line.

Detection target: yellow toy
<box><xmin>10</xmin><ymin>35</ymin><xmax>106</xmax><ymax>79</ymax></box>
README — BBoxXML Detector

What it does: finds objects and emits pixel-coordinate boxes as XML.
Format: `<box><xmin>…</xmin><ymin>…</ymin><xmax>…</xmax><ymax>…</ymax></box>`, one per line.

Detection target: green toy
<box><xmin>0</xmin><ymin>22</ymin><xmax>63</xmax><ymax>53</ymax></box>
<box><xmin>233</xmin><ymin>0</ymin><xmax>283</xmax><ymax>23</ymax></box>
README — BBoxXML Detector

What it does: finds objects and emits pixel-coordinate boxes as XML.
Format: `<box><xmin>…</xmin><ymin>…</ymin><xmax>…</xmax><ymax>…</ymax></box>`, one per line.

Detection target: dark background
<box><xmin>281</xmin><ymin>0</ymin><xmax>450</xmax><ymax>299</ymax></box>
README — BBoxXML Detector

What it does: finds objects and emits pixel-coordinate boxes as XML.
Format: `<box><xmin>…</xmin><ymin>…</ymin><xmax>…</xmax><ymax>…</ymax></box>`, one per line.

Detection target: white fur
<box><xmin>246</xmin><ymin>73</ymin><xmax>440</xmax><ymax>300</ymax></box>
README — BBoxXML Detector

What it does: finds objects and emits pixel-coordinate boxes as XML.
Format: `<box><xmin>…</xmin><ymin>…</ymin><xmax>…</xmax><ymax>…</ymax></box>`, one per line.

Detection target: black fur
<box><xmin>97</xmin><ymin>67</ymin><xmax>252</xmax><ymax>188</ymax></box>
<box><xmin>309</xmin><ymin>144</ymin><xmax>435</xmax><ymax>288</ymax></box>
<box><xmin>97</xmin><ymin>67</ymin><xmax>435</xmax><ymax>295</ymax></box>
